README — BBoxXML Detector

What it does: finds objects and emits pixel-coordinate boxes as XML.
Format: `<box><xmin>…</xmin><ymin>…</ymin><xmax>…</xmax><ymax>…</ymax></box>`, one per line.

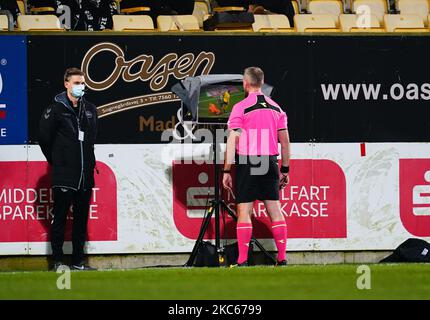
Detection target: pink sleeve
<box><xmin>227</xmin><ymin>104</ymin><xmax>243</xmax><ymax>130</ymax></box>
<box><xmin>278</xmin><ymin>111</ymin><xmax>288</xmax><ymax>130</ymax></box>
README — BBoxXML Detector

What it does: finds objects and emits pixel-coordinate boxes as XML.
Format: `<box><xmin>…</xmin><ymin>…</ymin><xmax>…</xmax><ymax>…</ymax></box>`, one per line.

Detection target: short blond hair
<box><xmin>244</xmin><ymin>67</ymin><xmax>264</xmax><ymax>88</ymax></box>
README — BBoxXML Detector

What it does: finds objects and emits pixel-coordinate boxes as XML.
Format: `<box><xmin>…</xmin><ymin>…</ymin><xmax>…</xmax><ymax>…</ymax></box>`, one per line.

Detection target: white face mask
<box><xmin>71</xmin><ymin>84</ymin><xmax>85</xmax><ymax>98</ymax></box>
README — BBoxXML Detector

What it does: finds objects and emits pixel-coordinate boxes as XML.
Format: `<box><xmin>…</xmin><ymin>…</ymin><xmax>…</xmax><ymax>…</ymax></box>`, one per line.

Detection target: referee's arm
<box><xmin>278</xmin><ymin>128</ymin><xmax>290</xmax><ymax>168</ymax></box>
<box><xmin>278</xmin><ymin>128</ymin><xmax>291</xmax><ymax>188</ymax></box>
<box><xmin>224</xmin><ymin>129</ymin><xmax>240</xmax><ymax>172</ymax></box>
<box><xmin>222</xmin><ymin>129</ymin><xmax>240</xmax><ymax>192</ymax></box>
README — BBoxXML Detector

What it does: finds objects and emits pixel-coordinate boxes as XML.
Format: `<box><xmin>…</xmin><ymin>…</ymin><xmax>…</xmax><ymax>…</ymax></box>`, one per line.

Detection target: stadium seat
<box><xmin>112</xmin><ymin>15</ymin><xmax>154</xmax><ymax>31</ymax></box>
<box><xmin>121</xmin><ymin>6</ymin><xmax>151</xmax><ymax>14</ymax></box>
<box><xmin>398</xmin><ymin>0</ymin><xmax>430</xmax><ymax>26</ymax></box>
<box><xmin>352</xmin><ymin>0</ymin><xmax>388</xmax><ymax>23</ymax></box>
<box><xmin>117</xmin><ymin>0</ymin><xmax>151</xmax><ymax>15</ymax></box>
<box><xmin>157</xmin><ymin>15</ymin><xmax>200</xmax><ymax>31</ymax></box>
<box><xmin>193</xmin><ymin>0</ymin><xmax>210</xmax><ymax>27</ymax></box>
<box><xmin>292</xmin><ymin>1</ymin><xmax>300</xmax><ymax>14</ymax></box>
<box><xmin>308</xmin><ymin>0</ymin><xmax>344</xmax><ymax>15</ymax></box>
<box><xmin>339</xmin><ymin>13</ymin><xmax>382</xmax><ymax>31</ymax></box>
<box><xmin>214</xmin><ymin>28</ymin><xmax>253</xmax><ymax>31</ymax></box>
<box><xmin>0</xmin><ymin>15</ymin><xmax>9</xmax><ymax>31</ymax></box>
<box><xmin>307</xmin><ymin>0</ymin><xmax>343</xmax><ymax>25</ymax></box>
<box><xmin>384</xmin><ymin>13</ymin><xmax>429</xmax><ymax>31</ymax></box>
<box><xmin>252</xmin><ymin>14</ymin><xmax>293</xmax><ymax>32</ymax></box>
<box><xmin>294</xmin><ymin>14</ymin><xmax>339</xmax><ymax>31</ymax></box>
<box><xmin>17</xmin><ymin>0</ymin><xmax>26</xmax><ymax>14</ymax></box>
<box><xmin>30</xmin><ymin>7</ymin><xmax>55</xmax><ymax>14</ymax></box>
<box><xmin>17</xmin><ymin>14</ymin><xmax>63</xmax><ymax>31</ymax></box>
<box><xmin>212</xmin><ymin>6</ymin><xmax>246</xmax><ymax>13</ymax></box>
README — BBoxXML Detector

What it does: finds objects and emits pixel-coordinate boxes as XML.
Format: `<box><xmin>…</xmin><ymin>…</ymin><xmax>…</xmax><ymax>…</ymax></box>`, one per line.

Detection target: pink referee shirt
<box><xmin>227</xmin><ymin>91</ymin><xmax>288</xmax><ymax>156</ymax></box>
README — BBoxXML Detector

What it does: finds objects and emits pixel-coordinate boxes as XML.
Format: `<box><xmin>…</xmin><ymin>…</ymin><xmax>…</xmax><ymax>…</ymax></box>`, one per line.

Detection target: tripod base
<box><xmin>186</xmin><ymin>199</ymin><xmax>277</xmax><ymax>267</ymax></box>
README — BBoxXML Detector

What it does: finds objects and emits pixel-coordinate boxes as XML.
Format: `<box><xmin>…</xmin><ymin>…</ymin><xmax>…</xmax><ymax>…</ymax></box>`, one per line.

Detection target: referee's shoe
<box><xmin>229</xmin><ymin>261</ymin><xmax>249</xmax><ymax>268</ymax></box>
<box><xmin>275</xmin><ymin>260</ymin><xmax>288</xmax><ymax>267</ymax></box>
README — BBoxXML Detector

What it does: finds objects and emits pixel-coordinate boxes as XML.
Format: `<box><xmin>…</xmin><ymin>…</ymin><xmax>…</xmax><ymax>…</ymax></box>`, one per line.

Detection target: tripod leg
<box><xmin>251</xmin><ymin>238</ymin><xmax>277</xmax><ymax>264</ymax></box>
<box><xmin>185</xmin><ymin>204</ymin><xmax>215</xmax><ymax>267</ymax></box>
<box><xmin>219</xmin><ymin>200</ymin><xmax>277</xmax><ymax>265</ymax></box>
<box><xmin>219</xmin><ymin>200</ymin><xmax>237</xmax><ymax>221</ymax></box>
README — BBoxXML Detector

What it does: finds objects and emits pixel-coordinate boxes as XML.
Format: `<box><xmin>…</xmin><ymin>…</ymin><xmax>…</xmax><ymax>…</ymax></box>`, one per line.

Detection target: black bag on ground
<box><xmin>194</xmin><ymin>241</ymin><xmax>219</xmax><ymax>267</ymax></box>
<box><xmin>380</xmin><ymin>238</ymin><xmax>430</xmax><ymax>263</ymax></box>
<box><xmin>203</xmin><ymin>12</ymin><xmax>254</xmax><ymax>31</ymax></box>
<box><xmin>194</xmin><ymin>241</ymin><xmax>254</xmax><ymax>267</ymax></box>
<box><xmin>224</xmin><ymin>241</ymin><xmax>254</xmax><ymax>266</ymax></box>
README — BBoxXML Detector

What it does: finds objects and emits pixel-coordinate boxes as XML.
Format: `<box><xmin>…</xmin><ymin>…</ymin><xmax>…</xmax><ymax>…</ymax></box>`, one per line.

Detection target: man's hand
<box><xmin>279</xmin><ymin>172</ymin><xmax>289</xmax><ymax>189</ymax></box>
<box><xmin>223</xmin><ymin>173</ymin><xmax>233</xmax><ymax>192</ymax></box>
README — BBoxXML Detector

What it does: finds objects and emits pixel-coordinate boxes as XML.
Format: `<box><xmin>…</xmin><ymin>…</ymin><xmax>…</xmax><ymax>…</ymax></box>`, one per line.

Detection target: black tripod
<box><xmin>185</xmin><ymin>126</ymin><xmax>277</xmax><ymax>267</ymax></box>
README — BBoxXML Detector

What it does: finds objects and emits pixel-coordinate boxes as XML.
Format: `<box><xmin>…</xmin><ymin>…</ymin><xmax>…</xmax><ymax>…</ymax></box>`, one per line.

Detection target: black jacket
<box><xmin>29</xmin><ymin>0</ymin><xmax>117</xmax><ymax>30</ymax></box>
<box><xmin>39</xmin><ymin>92</ymin><xmax>98</xmax><ymax>191</ymax></box>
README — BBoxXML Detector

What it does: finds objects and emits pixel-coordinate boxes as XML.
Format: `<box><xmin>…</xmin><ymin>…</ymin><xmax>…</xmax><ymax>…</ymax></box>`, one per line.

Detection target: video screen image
<box><xmin>198</xmin><ymin>84</ymin><xmax>245</xmax><ymax>122</ymax></box>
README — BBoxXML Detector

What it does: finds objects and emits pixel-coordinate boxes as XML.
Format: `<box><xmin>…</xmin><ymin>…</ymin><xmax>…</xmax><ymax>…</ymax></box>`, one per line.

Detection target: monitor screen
<box><xmin>197</xmin><ymin>83</ymin><xmax>245</xmax><ymax>124</ymax></box>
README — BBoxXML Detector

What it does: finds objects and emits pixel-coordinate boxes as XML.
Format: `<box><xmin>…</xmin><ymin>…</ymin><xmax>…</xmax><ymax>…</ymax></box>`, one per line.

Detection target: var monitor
<box><xmin>196</xmin><ymin>82</ymin><xmax>245</xmax><ymax>124</ymax></box>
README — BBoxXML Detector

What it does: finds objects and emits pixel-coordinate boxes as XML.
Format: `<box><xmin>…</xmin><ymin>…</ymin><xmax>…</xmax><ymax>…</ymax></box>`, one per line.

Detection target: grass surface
<box><xmin>0</xmin><ymin>264</ymin><xmax>429</xmax><ymax>300</ymax></box>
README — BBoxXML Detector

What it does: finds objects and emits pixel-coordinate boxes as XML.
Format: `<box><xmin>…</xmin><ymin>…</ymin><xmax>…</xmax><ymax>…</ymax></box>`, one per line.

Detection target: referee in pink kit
<box><xmin>223</xmin><ymin>67</ymin><xmax>291</xmax><ymax>267</ymax></box>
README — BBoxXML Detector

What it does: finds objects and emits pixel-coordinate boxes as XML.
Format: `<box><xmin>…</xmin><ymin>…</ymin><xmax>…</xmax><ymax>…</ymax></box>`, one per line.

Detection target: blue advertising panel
<box><xmin>0</xmin><ymin>36</ymin><xmax>27</xmax><ymax>144</ymax></box>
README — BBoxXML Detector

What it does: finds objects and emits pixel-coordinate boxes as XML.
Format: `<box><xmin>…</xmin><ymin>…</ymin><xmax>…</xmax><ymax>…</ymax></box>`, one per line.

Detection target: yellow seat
<box><xmin>294</xmin><ymin>14</ymin><xmax>339</xmax><ymax>32</ymax></box>
<box><xmin>304</xmin><ymin>27</ymin><xmax>340</xmax><ymax>31</ymax></box>
<box><xmin>384</xmin><ymin>13</ymin><xmax>427</xmax><ymax>31</ymax></box>
<box><xmin>349</xmin><ymin>27</ymin><xmax>385</xmax><ymax>31</ymax></box>
<box><xmin>157</xmin><ymin>15</ymin><xmax>200</xmax><ymax>32</ymax></box>
<box><xmin>308</xmin><ymin>0</ymin><xmax>343</xmax><ymax>15</ymax></box>
<box><xmin>308</xmin><ymin>0</ymin><xmax>343</xmax><ymax>25</ymax></box>
<box><xmin>17</xmin><ymin>14</ymin><xmax>63</xmax><ymax>31</ymax></box>
<box><xmin>339</xmin><ymin>13</ymin><xmax>381</xmax><ymax>31</ymax></box>
<box><xmin>214</xmin><ymin>27</ymin><xmax>253</xmax><ymax>32</ymax></box>
<box><xmin>393</xmin><ymin>27</ymin><xmax>430</xmax><ymax>31</ymax></box>
<box><xmin>112</xmin><ymin>15</ymin><xmax>154</xmax><ymax>31</ymax></box>
<box><xmin>213</xmin><ymin>6</ymin><xmax>246</xmax><ymax>12</ymax></box>
<box><xmin>259</xmin><ymin>27</ymin><xmax>295</xmax><ymax>32</ymax></box>
<box><xmin>30</xmin><ymin>6</ymin><xmax>56</xmax><ymax>14</ymax></box>
<box><xmin>352</xmin><ymin>0</ymin><xmax>388</xmax><ymax>24</ymax></box>
<box><xmin>398</xmin><ymin>0</ymin><xmax>430</xmax><ymax>26</ymax></box>
<box><xmin>252</xmin><ymin>14</ymin><xmax>292</xmax><ymax>31</ymax></box>
<box><xmin>0</xmin><ymin>15</ymin><xmax>9</xmax><ymax>31</ymax></box>
<box><xmin>292</xmin><ymin>1</ymin><xmax>300</xmax><ymax>14</ymax></box>
<box><xmin>120</xmin><ymin>6</ymin><xmax>151</xmax><ymax>14</ymax></box>
<box><xmin>17</xmin><ymin>0</ymin><xmax>26</xmax><ymax>14</ymax></box>
<box><xmin>193</xmin><ymin>1</ymin><xmax>210</xmax><ymax>27</ymax></box>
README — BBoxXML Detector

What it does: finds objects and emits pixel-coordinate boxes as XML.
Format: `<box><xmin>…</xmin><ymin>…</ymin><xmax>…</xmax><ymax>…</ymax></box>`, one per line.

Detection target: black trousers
<box><xmin>51</xmin><ymin>187</ymin><xmax>92</xmax><ymax>265</ymax></box>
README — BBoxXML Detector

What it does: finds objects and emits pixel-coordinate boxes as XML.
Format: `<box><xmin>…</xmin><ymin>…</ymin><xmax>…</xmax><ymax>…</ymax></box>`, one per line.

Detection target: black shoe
<box><xmin>52</xmin><ymin>261</ymin><xmax>68</xmax><ymax>272</ymax></box>
<box><xmin>275</xmin><ymin>260</ymin><xmax>288</xmax><ymax>266</ymax></box>
<box><xmin>230</xmin><ymin>261</ymin><xmax>248</xmax><ymax>268</ymax></box>
<box><xmin>71</xmin><ymin>263</ymin><xmax>97</xmax><ymax>271</ymax></box>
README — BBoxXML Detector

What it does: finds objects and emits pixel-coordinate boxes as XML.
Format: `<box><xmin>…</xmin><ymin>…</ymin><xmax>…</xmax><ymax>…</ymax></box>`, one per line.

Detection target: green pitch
<box><xmin>0</xmin><ymin>264</ymin><xmax>429</xmax><ymax>300</ymax></box>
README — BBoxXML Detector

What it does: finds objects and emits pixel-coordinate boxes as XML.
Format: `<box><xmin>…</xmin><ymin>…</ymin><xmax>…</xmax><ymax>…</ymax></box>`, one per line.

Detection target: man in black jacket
<box><xmin>39</xmin><ymin>68</ymin><xmax>98</xmax><ymax>271</ymax></box>
<box><xmin>212</xmin><ymin>0</ymin><xmax>295</xmax><ymax>26</ymax></box>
